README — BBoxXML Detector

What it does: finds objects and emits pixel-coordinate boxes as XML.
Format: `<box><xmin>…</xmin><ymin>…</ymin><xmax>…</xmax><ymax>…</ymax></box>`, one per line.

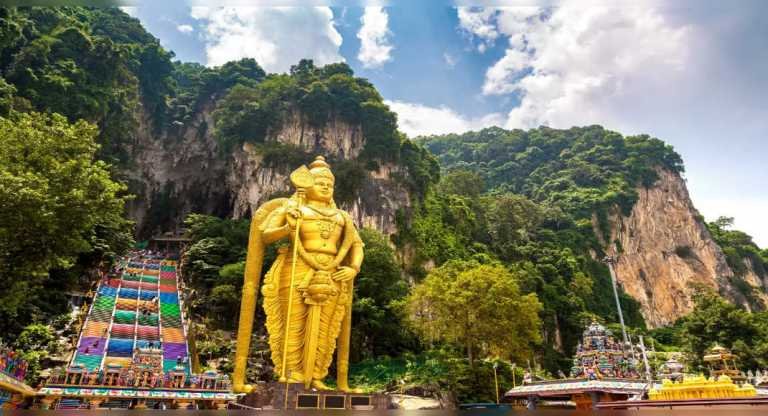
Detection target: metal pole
<box><xmin>639</xmin><ymin>336</ymin><xmax>652</xmax><ymax>383</ymax></box>
<box><xmin>493</xmin><ymin>362</ymin><xmax>499</xmax><ymax>404</ymax></box>
<box><xmin>604</xmin><ymin>256</ymin><xmax>629</xmax><ymax>346</ymax></box>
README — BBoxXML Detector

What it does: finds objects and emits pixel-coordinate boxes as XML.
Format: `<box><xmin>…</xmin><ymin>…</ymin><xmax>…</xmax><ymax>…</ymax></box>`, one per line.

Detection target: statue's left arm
<box><xmin>332</xmin><ymin>214</ymin><xmax>364</xmax><ymax>282</ymax></box>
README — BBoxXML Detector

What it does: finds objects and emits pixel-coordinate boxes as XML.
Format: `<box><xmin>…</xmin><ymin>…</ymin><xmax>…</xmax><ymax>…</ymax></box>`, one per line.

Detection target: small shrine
<box><xmin>63</xmin><ymin>364</ymin><xmax>88</xmax><ymax>385</ymax></box>
<box><xmin>104</xmin><ymin>363</ymin><xmax>123</xmax><ymax>386</ymax></box>
<box><xmin>657</xmin><ymin>357</ymin><xmax>684</xmax><ymax>382</ymax></box>
<box><xmin>129</xmin><ymin>347</ymin><xmax>163</xmax><ymax>388</ymax></box>
<box><xmin>704</xmin><ymin>345</ymin><xmax>745</xmax><ymax>383</ymax></box>
<box><xmin>570</xmin><ymin>321</ymin><xmax>640</xmax><ymax>379</ymax></box>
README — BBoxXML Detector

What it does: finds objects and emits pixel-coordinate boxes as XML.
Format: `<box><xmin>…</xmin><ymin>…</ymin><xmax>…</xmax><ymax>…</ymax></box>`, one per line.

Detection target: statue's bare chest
<box><xmin>298</xmin><ymin>207</ymin><xmax>345</xmax><ymax>244</ymax></box>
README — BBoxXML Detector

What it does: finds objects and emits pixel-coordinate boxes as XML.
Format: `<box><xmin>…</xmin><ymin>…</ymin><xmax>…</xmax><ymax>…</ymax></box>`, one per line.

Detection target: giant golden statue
<box><xmin>232</xmin><ymin>156</ymin><xmax>364</xmax><ymax>393</ymax></box>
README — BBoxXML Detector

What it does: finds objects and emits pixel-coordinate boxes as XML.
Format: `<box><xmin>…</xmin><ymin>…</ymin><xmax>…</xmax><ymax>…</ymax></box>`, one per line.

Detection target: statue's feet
<box><xmin>233</xmin><ymin>383</ymin><xmax>254</xmax><ymax>394</ymax></box>
<box><xmin>337</xmin><ymin>383</ymin><xmax>364</xmax><ymax>394</ymax></box>
<box><xmin>279</xmin><ymin>373</ymin><xmax>305</xmax><ymax>384</ymax></box>
<box><xmin>311</xmin><ymin>379</ymin><xmax>333</xmax><ymax>391</ymax></box>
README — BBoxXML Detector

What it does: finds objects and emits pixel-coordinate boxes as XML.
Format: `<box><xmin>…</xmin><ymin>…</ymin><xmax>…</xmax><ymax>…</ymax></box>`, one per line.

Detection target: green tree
<box><xmin>437</xmin><ymin>169</ymin><xmax>485</xmax><ymax>198</ymax></box>
<box><xmin>12</xmin><ymin>323</ymin><xmax>58</xmax><ymax>384</ymax></box>
<box><xmin>0</xmin><ymin>111</ymin><xmax>129</xmax><ymax>335</ymax></box>
<box><xmin>13</xmin><ymin>323</ymin><xmax>56</xmax><ymax>352</ymax></box>
<box><xmin>406</xmin><ymin>260</ymin><xmax>542</xmax><ymax>367</ymax></box>
<box><xmin>208</xmin><ymin>284</ymin><xmax>240</xmax><ymax>327</ymax></box>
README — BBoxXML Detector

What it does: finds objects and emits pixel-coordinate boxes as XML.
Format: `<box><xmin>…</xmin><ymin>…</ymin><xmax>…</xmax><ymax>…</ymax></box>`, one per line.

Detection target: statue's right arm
<box><xmin>261</xmin><ymin>207</ymin><xmax>292</xmax><ymax>245</ymax></box>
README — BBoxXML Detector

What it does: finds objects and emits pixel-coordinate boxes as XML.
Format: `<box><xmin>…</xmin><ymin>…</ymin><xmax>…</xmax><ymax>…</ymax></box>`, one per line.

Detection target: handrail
<box><xmin>99</xmin><ymin>269</ymin><xmax>123</xmax><ymax>371</ymax></box>
<box><xmin>68</xmin><ymin>278</ymin><xmax>99</xmax><ymax>368</ymax></box>
<box><xmin>228</xmin><ymin>401</ymin><xmax>261</xmax><ymax>410</ymax></box>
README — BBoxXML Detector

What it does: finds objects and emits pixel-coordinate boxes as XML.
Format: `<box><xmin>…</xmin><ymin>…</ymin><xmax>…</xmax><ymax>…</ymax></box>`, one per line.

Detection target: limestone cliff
<box><xmin>602</xmin><ymin>168</ymin><xmax>763</xmax><ymax>327</ymax></box>
<box><xmin>124</xmin><ymin>102</ymin><xmax>411</xmax><ymax>237</ymax></box>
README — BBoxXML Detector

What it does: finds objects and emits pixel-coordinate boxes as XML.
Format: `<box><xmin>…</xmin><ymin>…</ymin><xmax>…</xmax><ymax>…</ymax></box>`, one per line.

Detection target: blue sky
<box><xmin>123</xmin><ymin>1</ymin><xmax>768</xmax><ymax>246</ymax></box>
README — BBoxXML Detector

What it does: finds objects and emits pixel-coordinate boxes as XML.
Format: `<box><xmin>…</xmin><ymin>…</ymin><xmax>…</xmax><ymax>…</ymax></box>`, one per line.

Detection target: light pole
<box><xmin>639</xmin><ymin>336</ymin><xmax>652</xmax><ymax>383</ymax></box>
<box><xmin>603</xmin><ymin>256</ymin><xmax>629</xmax><ymax>346</ymax></box>
<box><xmin>511</xmin><ymin>363</ymin><xmax>517</xmax><ymax>388</ymax></box>
<box><xmin>493</xmin><ymin>361</ymin><xmax>500</xmax><ymax>404</ymax></box>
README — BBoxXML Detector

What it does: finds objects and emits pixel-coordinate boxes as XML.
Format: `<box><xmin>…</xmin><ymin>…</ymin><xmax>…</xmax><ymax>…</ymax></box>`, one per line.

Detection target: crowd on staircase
<box><xmin>44</xmin><ymin>250</ymin><xmax>229</xmax><ymax>392</ymax></box>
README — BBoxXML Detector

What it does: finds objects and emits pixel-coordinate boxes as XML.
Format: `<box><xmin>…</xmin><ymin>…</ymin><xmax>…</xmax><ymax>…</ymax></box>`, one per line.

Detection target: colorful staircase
<box><xmin>70</xmin><ymin>255</ymin><xmax>191</xmax><ymax>375</ymax></box>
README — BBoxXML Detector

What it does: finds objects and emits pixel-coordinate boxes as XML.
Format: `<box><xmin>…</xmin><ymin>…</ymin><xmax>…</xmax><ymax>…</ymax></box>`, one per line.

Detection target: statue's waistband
<box><xmin>279</xmin><ymin>248</ymin><xmax>338</xmax><ymax>266</ymax></box>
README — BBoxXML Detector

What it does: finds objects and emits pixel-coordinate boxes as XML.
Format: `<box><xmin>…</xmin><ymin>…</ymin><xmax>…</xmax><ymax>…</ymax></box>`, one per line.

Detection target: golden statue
<box><xmin>232</xmin><ymin>156</ymin><xmax>364</xmax><ymax>393</ymax></box>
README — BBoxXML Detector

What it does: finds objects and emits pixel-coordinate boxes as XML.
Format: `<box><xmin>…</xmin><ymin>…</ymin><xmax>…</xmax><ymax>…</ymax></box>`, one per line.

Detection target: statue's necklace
<box><xmin>318</xmin><ymin>221</ymin><xmax>335</xmax><ymax>240</ymax></box>
<box><xmin>304</xmin><ymin>204</ymin><xmax>337</xmax><ymax>217</ymax></box>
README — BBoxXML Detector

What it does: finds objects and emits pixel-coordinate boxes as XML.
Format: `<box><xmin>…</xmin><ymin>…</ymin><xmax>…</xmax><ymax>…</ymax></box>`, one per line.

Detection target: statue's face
<box><xmin>307</xmin><ymin>176</ymin><xmax>334</xmax><ymax>203</ymax></box>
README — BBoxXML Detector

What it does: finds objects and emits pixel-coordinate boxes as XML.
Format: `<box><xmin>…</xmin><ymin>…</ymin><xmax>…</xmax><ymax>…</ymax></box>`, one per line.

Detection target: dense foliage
<box><xmin>422</xmin><ymin>126</ymin><xmax>682</xmax><ymax>231</ymax></box>
<box><xmin>0</xmin><ymin>7</ymin><xmax>174</xmax><ymax>163</ymax></box>
<box><xmin>0</xmin><ymin>111</ymin><xmax>132</xmax><ymax>337</ymax></box>
<box><xmin>181</xmin><ymin>214</ymin><xmax>251</xmax><ymax>329</ymax></box>
<box><xmin>351</xmin><ymin>229</ymin><xmax>417</xmax><ymax>361</ymax></box>
<box><xmin>349</xmin><ymin>350</ymin><xmax>522</xmax><ymax>403</ymax></box>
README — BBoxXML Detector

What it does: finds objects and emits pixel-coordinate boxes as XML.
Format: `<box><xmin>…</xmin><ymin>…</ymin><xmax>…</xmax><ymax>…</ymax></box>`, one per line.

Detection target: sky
<box><xmin>122</xmin><ymin>0</ymin><xmax>768</xmax><ymax>247</ymax></box>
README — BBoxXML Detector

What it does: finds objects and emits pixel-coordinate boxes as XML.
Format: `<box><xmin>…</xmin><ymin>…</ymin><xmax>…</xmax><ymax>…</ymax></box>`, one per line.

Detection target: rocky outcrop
<box><xmin>389</xmin><ymin>394</ymin><xmax>443</xmax><ymax>410</ymax></box>
<box><xmin>124</xmin><ymin>102</ymin><xmax>410</xmax><ymax>237</ymax></box>
<box><xmin>603</xmin><ymin>168</ymin><xmax>740</xmax><ymax>327</ymax></box>
<box><xmin>740</xmin><ymin>257</ymin><xmax>768</xmax><ymax>311</ymax></box>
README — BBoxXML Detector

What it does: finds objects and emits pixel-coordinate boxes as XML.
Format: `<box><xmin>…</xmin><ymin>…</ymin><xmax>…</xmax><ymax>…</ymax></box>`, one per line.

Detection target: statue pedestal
<box><xmin>256</xmin><ymin>382</ymin><xmax>390</xmax><ymax>410</ymax></box>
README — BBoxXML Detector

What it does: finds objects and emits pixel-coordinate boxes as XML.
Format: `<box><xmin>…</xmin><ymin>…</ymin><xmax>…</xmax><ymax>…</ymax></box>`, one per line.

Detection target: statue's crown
<box><xmin>309</xmin><ymin>155</ymin><xmax>334</xmax><ymax>180</ymax></box>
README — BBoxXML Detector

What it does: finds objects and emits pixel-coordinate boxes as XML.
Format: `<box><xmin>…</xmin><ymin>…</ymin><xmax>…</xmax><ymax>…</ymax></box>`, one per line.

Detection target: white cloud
<box><xmin>177</xmin><ymin>24</ymin><xmax>194</xmax><ymax>34</ymax></box>
<box><xmin>357</xmin><ymin>7</ymin><xmax>393</xmax><ymax>68</ymax></box>
<box><xmin>477</xmin><ymin>4</ymin><xmax>691</xmax><ymax>129</ymax></box>
<box><xmin>457</xmin><ymin>7</ymin><xmax>499</xmax><ymax>53</ymax></box>
<box><xmin>443</xmin><ymin>52</ymin><xmax>458</xmax><ymax>68</ymax></box>
<box><xmin>385</xmin><ymin>100</ymin><xmax>504</xmax><ymax>137</ymax></box>
<box><xmin>191</xmin><ymin>7</ymin><xmax>344</xmax><ymax>72</ymax></box>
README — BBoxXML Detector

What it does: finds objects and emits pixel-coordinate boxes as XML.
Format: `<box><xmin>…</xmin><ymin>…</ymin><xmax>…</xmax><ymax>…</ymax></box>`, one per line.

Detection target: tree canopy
<box><xmin>406</xmin><ymin>260</ymin><xmax>542</xmax><ymax>366</ymax></box>
<box><xmin>0</xmin><ymin>111</ymin><xmax>131</xmax><ymax>336</ymax></box>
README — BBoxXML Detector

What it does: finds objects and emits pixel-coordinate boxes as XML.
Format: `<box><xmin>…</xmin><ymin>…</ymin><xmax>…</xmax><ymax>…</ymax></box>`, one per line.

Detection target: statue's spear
<box><xmin>281</xmin><ymin>166</ymin><xmax>314</xmax><ymax>406</ymax></box>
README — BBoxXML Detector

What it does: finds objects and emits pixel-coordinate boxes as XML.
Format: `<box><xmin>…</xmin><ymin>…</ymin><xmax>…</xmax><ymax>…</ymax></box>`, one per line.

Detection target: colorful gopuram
<box><xmin>37</xmin><ymin>252</ymin><xmax>235</xmax><ymax>410</ymax></box>
<box><xmin>570</xmin><ymin>322</ymin><xmax>640</xmax><ymax>380</ymax></box>
<box><xmin>505</xmin><ymin>321</ymin><xmax>646</xmax><ymax>410</ymax></box>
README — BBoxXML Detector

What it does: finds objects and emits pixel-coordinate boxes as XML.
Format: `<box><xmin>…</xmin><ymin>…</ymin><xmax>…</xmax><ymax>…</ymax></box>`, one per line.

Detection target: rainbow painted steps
<box><xmin>70</xmin><ymin>256</ymin><xmax>190</xmax><ymax>375</ymax></box>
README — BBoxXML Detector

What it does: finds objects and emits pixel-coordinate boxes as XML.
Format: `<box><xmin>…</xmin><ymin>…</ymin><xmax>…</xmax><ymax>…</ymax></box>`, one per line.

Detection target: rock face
<box><xmin>603</xmin><ymin>168</ymin><xmax>746</xmax><ymax>327</ymax></box>
<box><xmin>124</xmin><ymin>102</ymin><xmax>410</xmax><ymax>237</ymax></box>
